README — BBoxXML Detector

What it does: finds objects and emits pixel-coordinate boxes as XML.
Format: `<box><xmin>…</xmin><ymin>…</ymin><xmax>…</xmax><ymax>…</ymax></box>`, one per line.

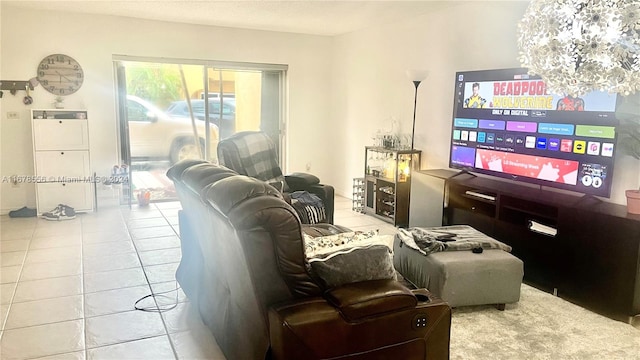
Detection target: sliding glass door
<box><xmin>114</xmin><ymin>56</ymin><xmax>287</xmax><ymax>204</ymax></box>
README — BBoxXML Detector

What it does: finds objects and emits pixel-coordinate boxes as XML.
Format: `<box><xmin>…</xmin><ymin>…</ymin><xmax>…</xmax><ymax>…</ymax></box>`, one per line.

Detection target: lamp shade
<box><xmin>517</xmin><ymin>0</ymin><xmax>640</xmax><ymax>96</ymax></box>
<box><xmin>406</xmin><ymin>69</ymin><xmax>429</xmax><ymax>82</ymax></box>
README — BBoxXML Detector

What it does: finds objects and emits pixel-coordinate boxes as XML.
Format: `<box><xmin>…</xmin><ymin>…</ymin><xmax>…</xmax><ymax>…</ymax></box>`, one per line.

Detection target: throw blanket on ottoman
<box><xmin>396</xmin><ymin>225</ymin><xmax>512</xmax><ymax>256</ymax></box>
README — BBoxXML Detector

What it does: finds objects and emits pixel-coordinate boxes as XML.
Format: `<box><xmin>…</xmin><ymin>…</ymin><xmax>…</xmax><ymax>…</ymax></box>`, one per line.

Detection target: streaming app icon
<box><xmin>505</xmin><ymin>134</ymin><xmax>515</xmax><ymax>145</ymax></box>
<box><xmin>453</xmin><ymin>130</ymin><xmax>461</xmax><ymax>140</ymax></box>
<box><xmin>477</xmin><ymin>132</ymin><xmax>486</xmax><ymax>143</ymax></box>
<box><xmin>525</xmin><ymin>136</ymin><xmax>536</xmax><ymax>148</ymax></box>
<box><xmin>560</xmin><ymin>139</ymin><xmax>573</xmax><ymax>152</ymax></box>
<box><xmin>573</xmin><ymin>140</ymin><xmax>586</xmax><ymax>154</ymax></box>
<box><xmin>601</xmin><ymin>143</ymin><xmax>614</xmax><ymax>157</ymax></box>
<box><xmin>461</xmin><ymin>131</ymin><xmax>469</xmax><ymax>141</ymax></box>
<box><xmin>495</xmin><ymin>134</ymin><xmax>504</xmax><ymax>143</ymax></box>
<box><xmin>486</xmin><ymin>133</ymin><xmax>495</xmax><ymax>144</ymax></box>
<box><xmin>536</xmin><ymin>137</ymin><xmax>547</xmax><ymax>150</ymax></box>
<box><xmin>469</xmin><ymin>131</ymin><xmax>477</xmax><ymax>142</ymax></box>
<box><xmin>515</xmin><ymin>136</ymin><xmax>525</xmax><ymax>147</ymax></box>
<box><xmin>548</xmin><ymin>138</ymin><xmax>560</xmax><ymax>151</ymax></box>
<box><xmin>587</xmin><ymin>141</ymin><xmax>601</xmax><ymax>155</ymax></box>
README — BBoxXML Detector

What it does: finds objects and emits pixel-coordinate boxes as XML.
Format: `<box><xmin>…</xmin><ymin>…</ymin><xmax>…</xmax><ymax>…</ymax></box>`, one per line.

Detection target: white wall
<box><xmin>2</xmin><ymin>3</ymin><xmax>637</xmax><ymax>213</ymax></box>
<box><xmin>330</xmin><ymin>1</ymin><xmax>639</xmax><ymax>206</ymax></box>
<box><xmin>0</xmin><ymin>5</ymin><xmax>333</xmax><ymax>213</ymax></box>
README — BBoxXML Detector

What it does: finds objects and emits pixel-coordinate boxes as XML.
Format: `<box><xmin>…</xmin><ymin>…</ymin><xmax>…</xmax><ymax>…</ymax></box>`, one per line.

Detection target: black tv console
<box><xmin>441</xmin><ymin>172</ymin><xmax>640</xmax><ymax>323</ymax></box>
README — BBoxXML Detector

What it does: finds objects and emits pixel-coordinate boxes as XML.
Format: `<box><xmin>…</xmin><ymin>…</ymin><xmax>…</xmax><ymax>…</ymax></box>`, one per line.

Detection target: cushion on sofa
<box><xmin>309</xmin><ymin>245</ymin><xmax>396</xmax><ymax>288</ymax></box>
<box><xmin>304</xmin><ymin>231</ymin><xmax>396</xmax><ymax>288</ymax></box>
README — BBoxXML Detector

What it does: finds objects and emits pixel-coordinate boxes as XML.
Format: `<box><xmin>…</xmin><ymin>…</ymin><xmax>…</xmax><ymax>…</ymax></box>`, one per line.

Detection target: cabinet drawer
<box><xmin>35</xmin><ymin>151</ymin><xmax>90</xmax><ymax>178</ymax></box>
<box><xmin>36</xmin><ymin>182</ymin><xmax>93</xmax><ymax>213</ymax></box>
<box><xmin>33</xmin><ymin>119</ymin><xmax>89</xmax><ymax>150</ymax></box>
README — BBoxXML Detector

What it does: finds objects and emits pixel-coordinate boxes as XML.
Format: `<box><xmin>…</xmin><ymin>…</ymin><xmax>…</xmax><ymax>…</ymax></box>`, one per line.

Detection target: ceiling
<box><xmin>4</xmin><ymin>0</ymin><xmax>469</xmax><ymax>36</ymax></box>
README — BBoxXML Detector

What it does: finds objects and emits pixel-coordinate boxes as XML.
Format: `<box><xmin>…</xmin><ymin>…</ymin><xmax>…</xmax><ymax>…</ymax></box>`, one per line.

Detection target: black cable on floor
<box><xmin>134</xmin><ymin>280</ymin><xmax>181</xmax><ymax>312</ymax></box>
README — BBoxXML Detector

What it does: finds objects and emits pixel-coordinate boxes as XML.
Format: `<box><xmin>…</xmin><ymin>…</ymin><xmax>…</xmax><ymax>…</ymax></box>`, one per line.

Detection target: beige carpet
<box><xmin>449</xmin><ymin>284</ymin><xmax>640</xmax><ymax>359</ymax></box>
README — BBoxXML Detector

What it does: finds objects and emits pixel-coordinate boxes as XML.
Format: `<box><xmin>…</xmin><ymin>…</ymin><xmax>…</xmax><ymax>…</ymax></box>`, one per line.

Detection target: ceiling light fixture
<box><xmin>517</xmin><ymin>0</ymin><xmax>640</xmax><ymax>96</ymax></box>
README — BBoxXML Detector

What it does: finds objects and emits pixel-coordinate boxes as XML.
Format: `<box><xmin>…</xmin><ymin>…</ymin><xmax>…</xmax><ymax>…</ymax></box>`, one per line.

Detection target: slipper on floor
<box><xmin>8</xmin><ymin>206</ymin><xmax>37</xmax><ymax>218</ymax></box>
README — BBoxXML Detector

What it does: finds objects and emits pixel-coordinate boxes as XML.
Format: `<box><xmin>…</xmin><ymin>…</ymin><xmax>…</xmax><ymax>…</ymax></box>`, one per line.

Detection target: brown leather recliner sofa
<box><xmin>167</xmin><ymin>160</ymin><xmax>451</xmax><ymax>360</ymax></box>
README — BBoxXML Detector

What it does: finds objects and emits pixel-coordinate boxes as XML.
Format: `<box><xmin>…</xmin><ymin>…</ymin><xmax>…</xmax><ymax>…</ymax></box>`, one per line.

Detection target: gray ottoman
<box><xmin>393</xmin><ymin>235</ymin><xmax>523</xmax><ymax>308</ymax></box>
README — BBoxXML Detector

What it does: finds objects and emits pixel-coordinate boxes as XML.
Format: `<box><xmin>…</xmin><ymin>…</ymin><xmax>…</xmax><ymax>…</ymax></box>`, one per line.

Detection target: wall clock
<box><xmin>36</xmin><ymin>54</ymin><xmax>84</xmax><ymax>96</ymax></box>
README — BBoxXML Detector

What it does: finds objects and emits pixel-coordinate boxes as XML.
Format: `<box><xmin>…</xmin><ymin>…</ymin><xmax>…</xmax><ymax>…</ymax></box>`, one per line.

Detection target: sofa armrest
<box><xmin>285</xmin><ymin>172</ymin><xmax>320</xmax><ymax>188</ymax></box>
<box><xmin>268</xmin><ymin>286</ymin><xmax>451</xmax><ymax>360</ymax></box>
<box><xmin>284</xmin><ymin>173</ymin><xmax>335</xmax><ymax>224</ymax></box>
<box><xmin>324</xmin><ymin>279</ymin><xmax>417</xmax><ymax>321</ymax></box>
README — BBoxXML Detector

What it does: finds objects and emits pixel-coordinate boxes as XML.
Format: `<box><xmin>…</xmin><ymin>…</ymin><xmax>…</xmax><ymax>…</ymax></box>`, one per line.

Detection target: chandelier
<box><xmin>517</xmin><ymin>0</ymin><xmax>640</xmax><ymax>96</ymax></box>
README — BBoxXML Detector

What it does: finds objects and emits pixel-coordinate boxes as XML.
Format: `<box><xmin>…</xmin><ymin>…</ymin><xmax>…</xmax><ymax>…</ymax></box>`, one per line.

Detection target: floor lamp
<box><xmin>406</xmin><ymin>70</ymin><xmax>428</xmax><ymax>150</ymax></box>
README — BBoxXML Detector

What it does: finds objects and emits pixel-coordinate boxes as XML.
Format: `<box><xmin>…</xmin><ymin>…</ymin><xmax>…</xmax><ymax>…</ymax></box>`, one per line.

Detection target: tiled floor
<box><xmin>0</xmin><ymin>196</ymin><xmax>389</xmax><ymax>359</ymax></box>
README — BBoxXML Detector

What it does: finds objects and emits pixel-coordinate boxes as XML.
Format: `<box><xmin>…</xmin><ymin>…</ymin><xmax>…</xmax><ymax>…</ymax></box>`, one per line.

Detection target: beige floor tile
<box><xmin>0</xmin><ymin>319</ymin><xmax>84</xmax><ymax>360</ymax></box>
<box><xmin>1</xmin><ymin>251</ymin><xmax>26</xmax><ymax>267</ymax></box>
<box><xmin>84</xmin><ymin>285</ymin><xmax>151</xmax><ymax>317</ymax></box>
<box><xmin>160</xmin><ymin>302</ymin><xmax>206</xmax><ymax>334</ymax></box>
<box><xmin>149</xmin><ymin>281</ymin><xmax>188</xmax><ymax>306</ymax></box>
<box><xmin>81</xmin><ymin>230</ymin><xmax>131</xmax><ymax>244</ymax></box>
<box><xmin>83</xmin><ymin>252</ymin><xmax>141</xmax><ymax>274</ymax></box>
<box><xmin>31</xmin><ymin>351</ymin><xmax>86</xmax><ymax>360</ymax></box>
<box><xmin>82</xmin><ymin>220</ymin><xmax>128</xmax><ymax>234</ymax></box>
<box><xmin>0</xmin><ymin>239</ymin><xmax>30</xmax><ymax>253</ymax></box>
<box><xmin>127</xmin><ymin>217</ymin><xmax>171</xmax><ymax>229</ymax></box>
<box><xmin>25</xmin><ymin>245</ymin><xmax>82</xmax><ymax>264</ymax></box>
<box><xmin>167</xmin><ymin>216</ymin><xmax>180</xmax><ymax>226</ymax></box>
<box><xmin>83</xmin><ymin>241</ymin><xmax>136</xmax><ymax>257</ymax></box>
<box><xmin>4</xmin><ymin>295</ymin><xmax>83</xmax><ymax>329</ymax></box>
<box><xmin>1</xmin><ymin>265</ymin><xmax>22</xmax><ymax>284</ymax></box>
<box><xmin>33</xmin><ymin>223</ymin><xmax>82</xmax><ymax>239</ymax></box>
<box><xmin>86</xmin><ymin>335</ymin><xmax>175</xmax><ymax>360</ymax></box>
<box><xmin>1</xmin><ymin>283</ymin><xmax>16</xmax><ymax>304</ymax></box>
<box><xmin>129</xmin><ymin>226</ymin><xmax>176</xmax><ymax>240</ymax></box>
<box><xmin>29</xmin><ymin>234</ymin><xmax>82</xmax><ymax>250</ymax></box>
<box><xmin>20</xmin><ymin>257</ymin><xmax>82</xmax><ymax>281</ymax></box>
<box><xmin>122</xmin><ymin>209</ymin><xmax>164</xmax><ymax>220</ymax></box>
<box><xmin>133</xmin><ymin>236</ymin><xmax>180</xmax><ymax>252</ymax></box>
<box><xmin>85</xmin><ymin>310</ymin><xmax>165</xmax><ymax>348</ymax></box>
<box><xmin>84</xmin><ymin>267</ymin><xmax>147</xmax><ymax>293</ymax></box>
<box><xmin>1</xmin><ymin>304</ymin><xmax>8</xmax><ymax>329</ymax></box>
<box><xmin>0</xmin><ymin>215</ymin><xmax>38</xmax><ymax>229</ymax></box>
<box><xmin>0</xmin><ymin>228</ymin><xmax>34</xmax><ymax>242</ymax></box>
<box><xmin>154</xmin><ymin>201</ymin><xmax>181</xmax><ymax>210</ymax></box>
<box><xmin>170</xmin><ymin>329</ymin><xmax>226</xmax><ymax>360</ymax></box>
<box><xmin>13</xmin><ymin>275</ymin><xmax>83</xmax><ymax>303</ymax></box>
<box><xmin>143</xmin><ymin>262</ymin><xmax>179</xmax><ymax>284</ymax></box>
<box><xmin>138</xmin><ymin>247</ymin><xmax>182</xmax><ymax>267</ymax></box>
<box><xmin>158</xmin><ymin>209</ymin><xmax>180</xmax><ymax>218</ymax></box>
<box><xmin>335</xmin><ymin>213</ymin><xmax>388</xmax><ymax>228</ymax></box>
<box><xmin>81</xmin><ymin>209</ymin><xmax>124</xmax><ymax>224</ymax></box>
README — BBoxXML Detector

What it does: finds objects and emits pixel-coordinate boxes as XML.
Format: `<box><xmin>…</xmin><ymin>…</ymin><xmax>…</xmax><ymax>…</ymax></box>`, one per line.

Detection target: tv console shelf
<box><xmin>440</xmin><ymin>171</ymin><xmax>640</xmax><ymax>323</ymax></box>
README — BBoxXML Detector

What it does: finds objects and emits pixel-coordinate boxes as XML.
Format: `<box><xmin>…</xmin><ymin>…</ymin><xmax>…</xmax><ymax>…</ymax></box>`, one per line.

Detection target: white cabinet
<box><xmin>31</xmin><ymin>110</ymin><xmax>93</xmax><ymax>213</ymax></box>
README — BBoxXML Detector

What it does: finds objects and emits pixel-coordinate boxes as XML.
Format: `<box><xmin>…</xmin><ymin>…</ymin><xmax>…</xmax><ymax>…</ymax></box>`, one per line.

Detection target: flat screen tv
<box><xmin>449</xmin><ymin>68</ymin><xmax>619</xmax><ymax>197</ymax></box>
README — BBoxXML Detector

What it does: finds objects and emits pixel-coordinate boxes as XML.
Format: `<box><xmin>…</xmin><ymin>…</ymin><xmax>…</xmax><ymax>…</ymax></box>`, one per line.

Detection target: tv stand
<box><xmin>448</xmin><ymin>169</ymin><xmax>477</xmax><ymax>180</ymax></box>
<box><xmin>575</xmin><ymin>194</ymin><xmax>604</xmax><ymax>205</ymax></box>
<box><xmin>442</xmin><ymin>174</ymin><xmax>640</xmax><ymax>323</ymax></box>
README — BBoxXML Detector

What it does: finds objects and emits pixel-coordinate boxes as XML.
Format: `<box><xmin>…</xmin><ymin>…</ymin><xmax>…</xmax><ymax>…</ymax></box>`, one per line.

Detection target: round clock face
<box><xmin>36</xmin><ymin>54</ymin><xmax>84</xmax><ymax>96</ymax></box>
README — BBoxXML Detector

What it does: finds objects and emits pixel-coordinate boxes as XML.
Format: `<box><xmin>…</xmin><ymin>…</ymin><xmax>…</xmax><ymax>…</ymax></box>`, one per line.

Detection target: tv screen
<box><xmin>449</xmin><ymin>68</ymin><xmax>619</xmax><ymax>197</ymax></box>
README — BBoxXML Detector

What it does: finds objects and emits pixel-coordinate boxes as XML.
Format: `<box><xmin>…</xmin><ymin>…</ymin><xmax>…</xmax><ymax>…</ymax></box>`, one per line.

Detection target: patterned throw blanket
<box><xmin>396</xmin><ymin>225</ymin><xmax>512</xmax><ymax>256</ymax></box>
<box><xmin>219</xmin><ymin>132</ymin><xmax>327</xmax><ymax>223</ymax></box>
<box><xmin>303</xmin><ymin>230</ymin><xmax>393</xmax><ymax>260</ymax></box>
<box><xmin>219</xmin><ymin>131</ymin><xmax>288</xmax><ymax>188</ymax></box>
